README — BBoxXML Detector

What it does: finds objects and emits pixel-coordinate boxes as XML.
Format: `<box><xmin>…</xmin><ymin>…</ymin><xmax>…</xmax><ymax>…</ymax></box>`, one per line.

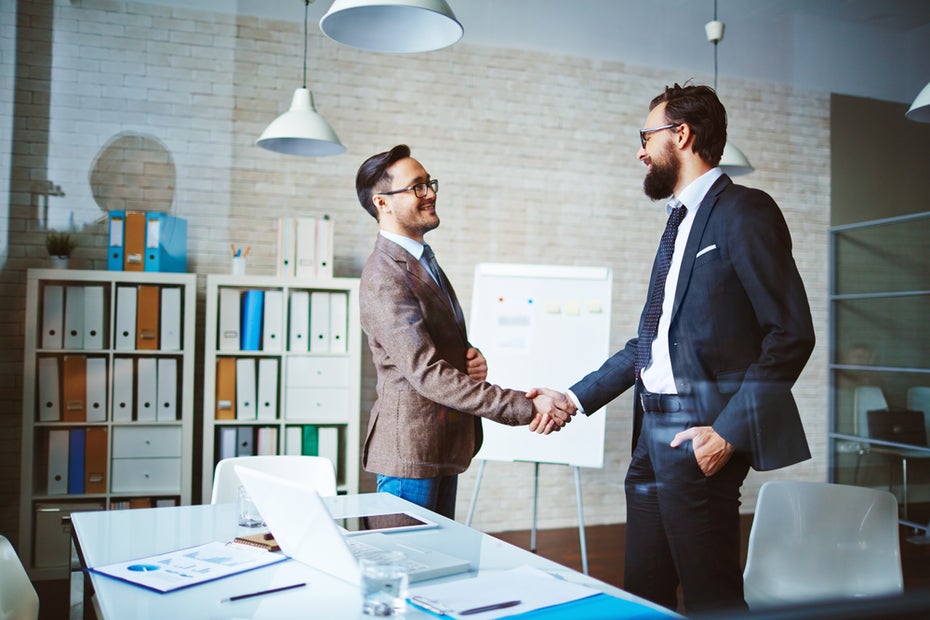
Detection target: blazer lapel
<box><xmin>670</xmin><ymin>174</ymin><xmax>731</xmax><ymax>321</ymax></box>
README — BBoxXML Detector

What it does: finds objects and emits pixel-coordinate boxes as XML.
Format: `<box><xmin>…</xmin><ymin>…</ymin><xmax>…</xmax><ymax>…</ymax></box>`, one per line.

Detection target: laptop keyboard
<box><xmin>345</xmin><ymin>538</ymin><xmax>430</xmax><ymax>573</ymax></box>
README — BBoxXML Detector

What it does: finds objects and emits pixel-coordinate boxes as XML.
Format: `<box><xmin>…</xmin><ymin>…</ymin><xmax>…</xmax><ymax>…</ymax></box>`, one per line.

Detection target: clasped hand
<box><xmin>524</xmin><ymin>388</ymin><xmax>577</xmax><ymax>435</ymax></box>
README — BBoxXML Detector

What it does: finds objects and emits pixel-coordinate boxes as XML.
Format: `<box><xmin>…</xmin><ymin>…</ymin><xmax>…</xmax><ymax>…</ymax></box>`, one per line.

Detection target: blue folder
<box><xmin>505</xmin><ymin>594</ymin><xmax>676</xmax><ymax>620</ymax></box>
<box><xmin>143</xmin><ymin>212</ymin><xmax>188</xmax><ymax>273</ymax></box>
<box><xmin>240</xmin><ymin>290</ymin><xmax>264</xmax><ymax>351</ymax></box>
<box><xmin>68</xmin><ymin>428</ymin><xmax>86</xmax><ymax>494</ymax></box>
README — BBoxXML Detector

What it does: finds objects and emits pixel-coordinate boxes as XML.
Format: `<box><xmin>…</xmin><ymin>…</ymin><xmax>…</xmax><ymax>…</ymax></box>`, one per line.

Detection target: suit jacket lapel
<box><xmin>670</xmin><ymin>174</ymin><xmax>731</xmax><ymax>321</ymax></box>
<box><xmin>376</xmin><ymin>235</ymin><xmax>467</xmax><ymax>338</ymax></box>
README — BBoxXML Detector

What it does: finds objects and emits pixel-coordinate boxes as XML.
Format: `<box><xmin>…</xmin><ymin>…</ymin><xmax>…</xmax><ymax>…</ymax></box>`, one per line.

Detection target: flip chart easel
<box><xmin>465</xmin><ymin>263</ymin><xmax>612</xmax><ymax>574</ymax></box>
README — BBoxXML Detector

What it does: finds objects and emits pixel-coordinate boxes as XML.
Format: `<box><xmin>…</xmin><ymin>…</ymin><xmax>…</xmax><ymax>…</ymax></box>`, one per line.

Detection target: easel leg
<box><xmin>531</xmin><ymin>462</ymin><xmax>539</xmax><ymax>552</ymax></box>
<box><xmin>465</xmin><ymin>459</ymin><xmax>487</xmax><ymax>527</ymax></box>
<box><xmin>574</xmin><ymin>466</ymin><xmax>588</xmax><ymax>575</ymax></box>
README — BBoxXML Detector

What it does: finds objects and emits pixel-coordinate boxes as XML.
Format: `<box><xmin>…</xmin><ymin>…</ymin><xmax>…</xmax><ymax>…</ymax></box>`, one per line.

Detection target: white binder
<box><xmin>112</xmin><ymin>357</ymin><xmax>134</xmax><ymax>421</ymax></box>
<box><xmin>83</xmin><ymin>286</ymin><xmax>105</xmax><ymax>350</ymax></box>
<box><xmin>218</xmin><ymin>426</ymin><xmax>237</xmax><ymax>460</ymax></box>
<box><xmin>157</xmin><ymin>358</ymin><xmax>178</xmax><ymax>421</ymax></box>
<box><xmin>85</xmin><ymin>357</ymin><xmax>107</xmax><ymax>422</ymax></box>
<box><xmin>262</xmin><ymin>290</ymin><xmax>284</xmax><ymax>352</ymax></box>
<box><xmin>160</xmin><ymin>287</ymin><xmax>182</xmax><ymax>351</ymax></box>
<box><xmin>257</xmin><ymin>358</ymin><xmax>278</xmax><ymax>420</ymax></box>
<box><xmin>315</xmin><ymin>215</ymin><xmax>334</xmax><ymax>278</ymax></box>
<box><xmin>309</xmin><ymin>291</ymin><xmax>331</xmax><ymax>353</ymax></box>
<box><xmin>236</xmin><ymin>426</ymin><xmax>254</xmax><ymax>456</ymax></box>
<box><xmin>235</xmin><ymin>358</ymin><xmax>257</xmax><ymax>420</ymax></box>
<box><xmin>295</xmin><ymin>217</ymin><xmax>317</xmax><ymax>278</ymax></box>
<box><xmin>136</xmin><ymin>357</ymin><xmax>158</xmax><ymax>421</ymax></box>
<box><xmin>329</xmin><ymin>291</ymin><xmax>348</xmax><ymax>353</ymax></box>
<box><xmin>285</xmin><ymin>426</ymin><xmax>303</xmax><ymax>455</ymax></box>
<box><xmin>114</xmin><ymin>286</ymin><xmax>138</xmax><ymax>351</ymax></box>
<box><xmin>276</xmin><ymin>217</ymin><xmax>296</xmax><ymax>278</ymax></box>
<box><xmin>256</xmin><ymin>427</ymin><xmax>278</xmax><ymax>455</ymax></box>
<box><xmin>41</xmin><ymin>285</ymin><xmax>64</xmax><ymax>349</ymax></box>
<box><xmin>47</xmin><ymin>429</ymin><xmax>69</xmax><ymax>495</ymax></box>
<box><xmin>37</xmin><ymin>357</ymin><xmax>61</xmax><ymax>422</ymax></box>
<box><xmin>64</xmin><ymin>286</ymin><xmax>85</xmax><ymax>349</ymax></box>
<box><xmin>218</xmin><ymin>288</ymin><xmax>240</xmax><ymax>351</ymax></box>
<box><xmin>318</xmin><ymin>426</ymin><xmax>340</xmax><ymax>473</ymax></box>
<box><xmin>288</xmin><ymin>290</ymin><xmax>310</xmax><ymax>352</ymax></box>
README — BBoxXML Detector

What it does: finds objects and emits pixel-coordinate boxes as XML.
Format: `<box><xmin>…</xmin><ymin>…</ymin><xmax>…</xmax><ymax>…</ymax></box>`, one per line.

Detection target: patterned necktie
<box><xmin>634</xmin><ymin>201</ymin><xmax>688</xmax><ymax>378</ymax></box>
<box><xmin>422</xmin><ymin>244</ymin><xmax>463</xmax><ymax>322</ymax></box>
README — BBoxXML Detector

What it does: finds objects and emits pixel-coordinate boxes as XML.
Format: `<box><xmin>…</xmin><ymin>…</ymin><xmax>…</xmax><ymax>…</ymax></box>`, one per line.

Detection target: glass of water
<box><xmin>360</xmin><ymin>552</ymin><xmax>409</xmax><ymax>616</ymax></box>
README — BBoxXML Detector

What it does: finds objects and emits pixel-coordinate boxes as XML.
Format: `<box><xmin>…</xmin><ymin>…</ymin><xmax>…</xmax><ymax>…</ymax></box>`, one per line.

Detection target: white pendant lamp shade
<box><xmin>720</xmin><ymin>141</ymin><xmax>754</xmax><ymax>176</ymax></box>
<box><xmin>257</xmin><ymin>88</ymin><xmax>346</xmax><ymax>157</ymax></box>
<box><xmin>906</xmin><ymin>81</ymin><xmax>930</xmax><ymax>123</ymax></box>
<box><xmin>320</xmin><ymin>0</ymin><xmax>463</xmax><ymax>53</ymax></box>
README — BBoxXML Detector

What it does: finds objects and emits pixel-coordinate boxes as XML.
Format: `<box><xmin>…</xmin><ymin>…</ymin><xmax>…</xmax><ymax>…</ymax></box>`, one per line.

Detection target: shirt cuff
<box><xmin>566</xmin><ymin>389</ymin><xmax>585</xmax><ymax>415</ymax></box>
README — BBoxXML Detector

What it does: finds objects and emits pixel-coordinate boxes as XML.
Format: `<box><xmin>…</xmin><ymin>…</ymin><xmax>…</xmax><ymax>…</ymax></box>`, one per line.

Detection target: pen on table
<box><xmin>459</xmin><ymin>600</ymin><xmax>522</xmax><ymax>616</ymax></box>
<box><xmin>221</xmin><ymin>582</ymin><xmax>307</xmax><ymax>603</ymax></box>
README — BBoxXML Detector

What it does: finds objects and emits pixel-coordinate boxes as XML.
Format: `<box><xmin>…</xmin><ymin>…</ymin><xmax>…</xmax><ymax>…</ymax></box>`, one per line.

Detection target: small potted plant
<box><xmin>46</xmin><ymin>231</ymin><xmax>77</xmax><ymax>268</ymax></box>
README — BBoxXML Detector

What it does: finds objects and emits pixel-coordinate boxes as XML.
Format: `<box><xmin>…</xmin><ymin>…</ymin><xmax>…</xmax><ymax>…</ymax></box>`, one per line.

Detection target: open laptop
<box><xmin>234</xmin><ymin>466</ymin><xmax>471</xmax><ymax>585</ymax></box>
<box><xmin>867</xmin><ymin>408</ymin><xmax>928</xmax><ymax>447</ymax></box>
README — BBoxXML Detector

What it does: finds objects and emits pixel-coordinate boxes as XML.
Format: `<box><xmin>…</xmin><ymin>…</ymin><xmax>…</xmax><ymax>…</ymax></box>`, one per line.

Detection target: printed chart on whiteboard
<box><xmin>468</xmin><ymin>263</ymin><xmax>612</xmax><ymax>469</ymax></box>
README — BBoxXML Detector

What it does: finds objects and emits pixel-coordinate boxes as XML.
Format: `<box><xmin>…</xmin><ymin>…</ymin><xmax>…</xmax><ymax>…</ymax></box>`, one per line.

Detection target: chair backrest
<box><xmin>0</xmin><ymin>535</ymin><xmax>39</xmax><ymax>620</ymax></box>
<box><xmin>743</xmin><ymin>480</ymin><xmax>902</xmax><ymax>609</ymax></box>
<box><xmin>854</xmin><ymin>385</ymin><xmax>888</xmax><ymax>438</ymax></box>
<box><xmin>210</xmin><ymin>455</ymin><xmax>337</xmax><ymax>504</ymax></box>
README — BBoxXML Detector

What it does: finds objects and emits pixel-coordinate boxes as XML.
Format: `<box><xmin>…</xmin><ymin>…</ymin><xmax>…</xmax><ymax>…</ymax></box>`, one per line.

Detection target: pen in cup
<box><xmin>221</xmin><ymin>582</ymin><xmax>307</xmax><ymax>603</ymax></box>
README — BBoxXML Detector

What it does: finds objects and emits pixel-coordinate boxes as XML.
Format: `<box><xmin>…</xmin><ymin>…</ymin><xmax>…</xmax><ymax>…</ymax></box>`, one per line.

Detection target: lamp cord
<box><xmin>302</xmin><ymin>0</ymin><xmax>310</xmax><ymax>89</ymax></box>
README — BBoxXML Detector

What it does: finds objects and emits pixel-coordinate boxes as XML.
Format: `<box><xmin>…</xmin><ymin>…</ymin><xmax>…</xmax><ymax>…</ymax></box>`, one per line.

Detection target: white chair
<box><xmin>0</xmin><ymin>535</ymin><xmax>39</xmax><ymax>620</ymax></box>
<box><xmin>743</xmin><ymin>481</ymin><xmax>902</xmax><ymax>610</ymax></box>
<box><xmin>210</xmin><ymin>455</ymin><xmax>337</xmax><ymax>504</ymax></box>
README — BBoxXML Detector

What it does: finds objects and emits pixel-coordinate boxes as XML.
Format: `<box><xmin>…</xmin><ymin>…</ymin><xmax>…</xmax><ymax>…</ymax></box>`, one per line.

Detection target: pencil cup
<box><xmin>231</xmin><ymin>256</ymin><xmax>247</xmax><ymax>276</ymax></box>
<box><xmin>237</xmin><ymin>485</ymin><xmax>263</xmax><ymax>527</ymax></box>
<box><xmin>361</xmin><ymin>551</ymin><xmax>409</xmax><ymax>616</ymax></box>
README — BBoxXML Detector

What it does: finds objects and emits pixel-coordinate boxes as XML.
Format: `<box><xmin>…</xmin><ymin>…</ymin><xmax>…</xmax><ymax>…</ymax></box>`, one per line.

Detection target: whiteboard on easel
<box><xmin>468</xmin><ymin>263</ymin><xmax>611</xmax><ymax>469</ymax></box>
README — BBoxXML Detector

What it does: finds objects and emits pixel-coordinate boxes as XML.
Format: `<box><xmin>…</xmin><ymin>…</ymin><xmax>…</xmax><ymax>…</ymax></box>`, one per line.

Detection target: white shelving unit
<box><xmin>201</xmin><ymin>275</ymin><xmax>361</xmax><ymax>500</ymax></box>
<box><xmin>19</xmin><ymin>268</ymin><xmax>196</xmax><ymax>579</ymax></box>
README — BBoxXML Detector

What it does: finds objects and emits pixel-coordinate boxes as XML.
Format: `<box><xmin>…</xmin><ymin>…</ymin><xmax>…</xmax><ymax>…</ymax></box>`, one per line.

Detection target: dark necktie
<box><xmin>635</xmin><ymin>201</ymin><xmax>687</xmax><ymax>378</ymax></box>
<box><xmin>422</xmin><ymin>244</ymin><xmax>463</xmax><ymax>322</ymax></box>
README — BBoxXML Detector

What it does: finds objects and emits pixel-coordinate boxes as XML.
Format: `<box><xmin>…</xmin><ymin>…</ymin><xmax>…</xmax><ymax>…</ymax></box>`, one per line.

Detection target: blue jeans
<box><xmin>376</xmin><ymin>474</ymin><xmax>458</xmax><ymax>520</ymax></box>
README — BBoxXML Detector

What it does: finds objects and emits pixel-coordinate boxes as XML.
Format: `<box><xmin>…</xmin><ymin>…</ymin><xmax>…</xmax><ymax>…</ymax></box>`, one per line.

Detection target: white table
<box><xmin>71</xmin><ymin>493</ymin><xmax>674</xmax><ymax>619</ymax></box>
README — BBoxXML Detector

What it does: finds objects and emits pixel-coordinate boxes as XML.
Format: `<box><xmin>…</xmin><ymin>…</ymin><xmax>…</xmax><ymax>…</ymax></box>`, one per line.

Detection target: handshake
<box><xmin>525</xmin><ymin>388</ymin><xmax>578</xmax><ymax>435</ymax></box>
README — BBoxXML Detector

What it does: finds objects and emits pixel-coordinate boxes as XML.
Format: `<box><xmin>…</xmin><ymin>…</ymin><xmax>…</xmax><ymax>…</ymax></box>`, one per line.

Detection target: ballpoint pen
<box><xmin>221</xmin><ymin>582</ymin><xmax>307</xmax><ymax>603</ymax></box>
<box><xmin>459</xmin><ymin>600</ymin><xmax>521</xmax><ymax>615</ymax></box>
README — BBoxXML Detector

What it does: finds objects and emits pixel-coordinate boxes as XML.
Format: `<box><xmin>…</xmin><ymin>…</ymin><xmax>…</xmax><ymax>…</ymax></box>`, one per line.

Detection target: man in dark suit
<box><xmin>532</xmin><ymin>84</ymin><xmax>815</xmax><ymax>612</ymax></box>
<box><xmin>355</xmin><ymin>145</ymin><xmax>574</xmax><ymax>519</ymax></box>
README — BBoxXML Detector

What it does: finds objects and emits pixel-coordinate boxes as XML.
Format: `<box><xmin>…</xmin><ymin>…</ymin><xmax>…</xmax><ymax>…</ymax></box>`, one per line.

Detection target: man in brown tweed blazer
<box><xmin>355</xmin><ymin>145</ymin><xmax>576</xmax><ymax>519</ymax></box>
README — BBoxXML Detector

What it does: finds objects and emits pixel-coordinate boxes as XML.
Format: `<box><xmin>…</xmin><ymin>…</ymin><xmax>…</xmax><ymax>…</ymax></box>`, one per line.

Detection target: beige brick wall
<box><xmin>1</xmin><ymin>0</ymin><xmax>829</xmax><ymax>540</ymax></box>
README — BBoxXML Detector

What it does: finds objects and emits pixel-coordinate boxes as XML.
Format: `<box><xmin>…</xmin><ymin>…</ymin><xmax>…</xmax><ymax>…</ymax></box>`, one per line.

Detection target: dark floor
<box><xmin>493</xmin><ymin>513</ymin><xmax>930</xmax><ymax>616</ymax></box>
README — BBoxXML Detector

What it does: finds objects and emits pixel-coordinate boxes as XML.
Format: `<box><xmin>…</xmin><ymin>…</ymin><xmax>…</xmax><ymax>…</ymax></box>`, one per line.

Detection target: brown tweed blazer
<box><xmin>359</xmin><ymin>235</ymin><xmax>535</xmax><ymax>478</ymax></box>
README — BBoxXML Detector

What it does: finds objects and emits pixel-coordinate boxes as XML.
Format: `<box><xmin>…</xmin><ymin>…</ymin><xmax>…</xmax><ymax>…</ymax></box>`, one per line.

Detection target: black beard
<box><xmin>643</xmin><ymin>144</ymin><xmax>679</xmax><ymax>200</ymax></box>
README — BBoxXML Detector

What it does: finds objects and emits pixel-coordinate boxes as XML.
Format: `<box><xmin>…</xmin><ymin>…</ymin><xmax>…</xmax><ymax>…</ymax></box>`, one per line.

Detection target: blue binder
<box><xmin>68</xmin><ymin>428</ymin><xmax>86</xmax><ymax>494</ymax></box>
<box><xmin>143</xmin><ymin>212</ymin><xmax>188</xmax><ymax>273</ymax></box>
<box><xmin>240</xmin><ymin>290</ymin><xmax>264</xmax><ymax>351</ymax></box>
<box><xmin>107</xmin><ymin>211</ymin><xmax>125</xmax><ymax>271</ymax></box>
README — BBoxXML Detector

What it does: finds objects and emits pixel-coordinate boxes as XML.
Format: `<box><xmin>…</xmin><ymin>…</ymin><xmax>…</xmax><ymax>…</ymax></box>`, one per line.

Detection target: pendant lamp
<box><xmin>257</xmin><ymin>0</ymin><xmax>345</xmax><ymax>157</ymax></box>
<box><xmin>905</xmin><ymin>81</ymin><xmax>930</xmax><ymax>123</ymax></box>
<box><xmin>705</xmin><ymin>1</ymin><xmax>753</xmax><ymax>176</ymax></box>
<box><xmin>320</xmin><ymin>0</ymin><xmax>463</xmax><ymax>53</ymax></box>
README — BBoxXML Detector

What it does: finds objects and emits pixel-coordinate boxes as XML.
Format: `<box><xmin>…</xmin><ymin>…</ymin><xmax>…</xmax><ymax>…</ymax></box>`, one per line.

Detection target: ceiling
<box><xmin>148</xmin><ymin>1</ymin><xmax>930</xmax><ymax>104</ymax></box>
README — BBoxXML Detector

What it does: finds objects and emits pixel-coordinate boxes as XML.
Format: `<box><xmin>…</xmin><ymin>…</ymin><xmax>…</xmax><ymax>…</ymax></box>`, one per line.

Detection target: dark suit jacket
<box><xmin>359</xmin><ymin>235</ymin><xmax>535</xmax><ymax>478</ymax></box>
<box><xmin>570</xmin><ymin>175</ymin><xmax>815</xmax><ymax>471</ymax></box>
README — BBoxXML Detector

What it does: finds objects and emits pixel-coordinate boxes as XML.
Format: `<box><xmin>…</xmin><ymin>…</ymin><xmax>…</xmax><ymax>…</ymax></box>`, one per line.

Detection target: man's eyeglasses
<box><xmin>378</xmin><ymin>179</ymin><xmax>439</xmax><ymax>198</ymax></box>
<box><xmin>639</xmin><ymin>123</ymin><xmax>680</xmax><ymax>148</ymax></box>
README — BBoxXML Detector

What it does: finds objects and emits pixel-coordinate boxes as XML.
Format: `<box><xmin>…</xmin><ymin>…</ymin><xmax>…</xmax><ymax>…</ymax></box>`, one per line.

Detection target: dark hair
<box><xmin>356</xmin><ymin>144</ymin><xmax>411</xmax><ymax>220</ymax></box>
<box><xmin>650</xmin><ymin>83</ymin><xmax>727</xmax><ymax>166</ymax></box>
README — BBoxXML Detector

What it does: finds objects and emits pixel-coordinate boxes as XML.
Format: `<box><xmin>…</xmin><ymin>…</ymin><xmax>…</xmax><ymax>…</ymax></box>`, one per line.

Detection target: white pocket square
<box><xmin>696</xmin><ymin>244</ymin><xmax>717</xmax><ymax>258</ymax></box>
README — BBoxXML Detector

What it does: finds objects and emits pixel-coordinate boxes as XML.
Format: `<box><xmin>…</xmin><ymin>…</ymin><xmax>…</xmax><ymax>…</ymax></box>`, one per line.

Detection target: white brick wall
<box><xmin>0</xmin><ymin>0</ymin><xmax>829</xmax><ymax>538</ymax></box>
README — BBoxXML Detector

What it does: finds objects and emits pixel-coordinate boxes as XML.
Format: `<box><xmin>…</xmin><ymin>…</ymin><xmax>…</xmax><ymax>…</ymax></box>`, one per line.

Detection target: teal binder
<box><xmin>240</xmin><ymin>290</ymin><xmax>264</xmax><ymax>351</ymax></box>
